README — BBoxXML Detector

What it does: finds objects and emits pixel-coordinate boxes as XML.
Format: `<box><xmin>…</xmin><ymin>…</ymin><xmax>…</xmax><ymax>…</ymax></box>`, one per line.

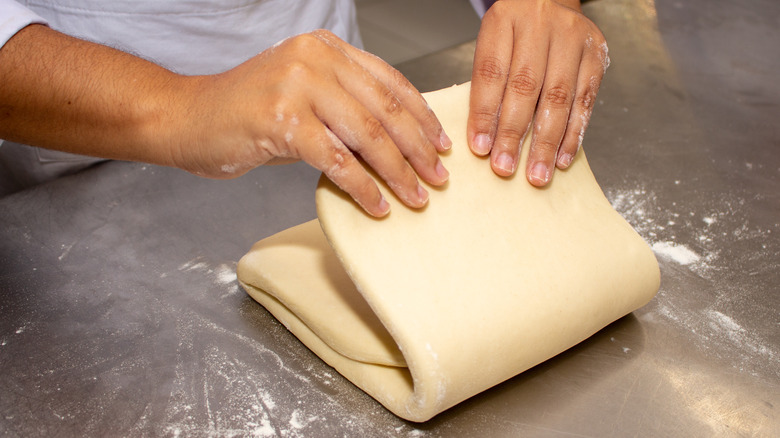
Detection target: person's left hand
<box><xmin>467</xmin><ymin>0</ymin><xmax>609</xmax><ymax>186</ymax></box>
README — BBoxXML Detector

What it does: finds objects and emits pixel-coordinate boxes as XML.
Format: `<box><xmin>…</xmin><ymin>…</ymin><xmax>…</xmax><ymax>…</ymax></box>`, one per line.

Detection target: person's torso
<box><xmin>20</xmin><ymin>0</ymin><xmax>361</xmax><ymax>74</ymax></box>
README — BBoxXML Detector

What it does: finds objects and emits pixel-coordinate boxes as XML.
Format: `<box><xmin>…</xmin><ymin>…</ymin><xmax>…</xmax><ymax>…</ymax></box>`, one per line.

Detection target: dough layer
<box><xmin>238</xmin><ymin>82</ymin><xmax>660</xmax><ymax>422</ymax></box>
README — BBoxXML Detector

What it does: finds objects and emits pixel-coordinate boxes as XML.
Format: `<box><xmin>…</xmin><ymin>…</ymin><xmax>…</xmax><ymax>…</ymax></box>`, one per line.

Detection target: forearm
<box><xmin>0</xmin><ymin>24</ymin><xmax>193</xmax><ymax>167</ymax></box>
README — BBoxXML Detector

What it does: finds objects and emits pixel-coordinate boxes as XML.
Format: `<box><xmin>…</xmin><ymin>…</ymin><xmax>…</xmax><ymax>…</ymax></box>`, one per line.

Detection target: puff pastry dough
<box><xmin>237</xmin><ymin>83</ymin><xmax>660</xmax><ymax>422</ymax></box>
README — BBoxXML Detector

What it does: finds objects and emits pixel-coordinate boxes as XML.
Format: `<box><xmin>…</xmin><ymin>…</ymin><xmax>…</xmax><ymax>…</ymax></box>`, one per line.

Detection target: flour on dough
<box><xmin>238</xmin><ymin>82</ymin><xmax>660</xmax><ymax>422</ymax></box>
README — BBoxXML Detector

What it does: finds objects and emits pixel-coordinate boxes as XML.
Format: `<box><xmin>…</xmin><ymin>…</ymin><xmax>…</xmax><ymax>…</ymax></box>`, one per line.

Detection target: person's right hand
<box><xmin>175</xmin><ymin>30</ymin><xmax>451</xmax><ymax>217</ymax></box>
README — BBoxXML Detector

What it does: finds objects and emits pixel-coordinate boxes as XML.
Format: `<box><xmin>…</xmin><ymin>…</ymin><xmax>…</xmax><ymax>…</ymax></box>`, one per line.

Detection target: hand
<box><xmin>467</xmin><ymin>0</ymin><xmax>609</xmax><ymax>185</ymax></box>
<box><xmin>175</xmin><ymin>30</ymin><xmax>451</xmax><ymax>217</ymax></box>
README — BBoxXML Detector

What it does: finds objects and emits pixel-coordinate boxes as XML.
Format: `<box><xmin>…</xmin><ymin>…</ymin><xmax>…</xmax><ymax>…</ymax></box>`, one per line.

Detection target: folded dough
<box><xmin>237</xmin><ymin>83</ymin><xmax>660</xmax><ymax>422</ymax></box>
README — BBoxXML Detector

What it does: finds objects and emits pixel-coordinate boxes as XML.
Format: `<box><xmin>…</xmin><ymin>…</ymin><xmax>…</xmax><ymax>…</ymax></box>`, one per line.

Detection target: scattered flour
<box><xmin>609</xmin><ymin>183</ymin><xmax>779</xmax><ymax>378</ymax></box>
<box><xmin>288</xmin><ymin>410</ymin><xmax>318</xmax><ymax>430</ymax></box>
<box><xmin>706</xmin><ymin>310</ymin><xmax>773</xmax><ymax>360</ymax></box>
<box><xmin>58</xmin><ymin>242</ymin><xmax>75</xmax><ymax>261</ymax></box>
<box><xmin>252</xmin><ymin>417</ymin><xmax>275</xmax><ymax>437</ymax></box>
<box><xmin>214</xmin><ymin>264</ymin><xmax>238</xmax><ymax>285</ymax></box>
<box><xmin>144</xmin><ymin>303</ymin><xmax>411</xmax><ymax>438</ymax></box>
<box><xmin>179</xmin><ymin>260</ymin><xmax>208</xmax><ymax>272</ymax></box>
<box><xmin>605</xmin><ymin>185</ymin><xmax>777</xmax><ymax>276</ymax></box>
<box><xmin>651</xmin><ymin>241</ymin><xmax>701</xmax><ymax>265</ymax></box>
<box><xmin>179</xmin><ymin>259</ymin><xmax>240</xmax><ymax>297</ymax></box>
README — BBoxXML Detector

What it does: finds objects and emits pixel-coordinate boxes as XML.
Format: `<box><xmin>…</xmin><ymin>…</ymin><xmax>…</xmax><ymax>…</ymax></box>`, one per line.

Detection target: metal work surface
<box><xmin>1</xmin><ymin>0</ymin><xmax>778</xmax><ymax>436</ymax></box>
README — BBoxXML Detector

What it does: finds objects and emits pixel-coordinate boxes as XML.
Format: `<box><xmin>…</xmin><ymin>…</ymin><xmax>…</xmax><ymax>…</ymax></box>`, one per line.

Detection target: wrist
<box><xmin>147</xmin><ymin>74</ymin><xmax>226</xmax><ymax>175</ymax></box>
<box><xmin>134</xmin><ymin>73</ymin><xmax>200</xmax><ymax>170</ymax></box>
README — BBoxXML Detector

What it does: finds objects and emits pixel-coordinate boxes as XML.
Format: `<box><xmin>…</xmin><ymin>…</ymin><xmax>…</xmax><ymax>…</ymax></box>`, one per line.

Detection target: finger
<box><xmin>467</xmin><ymin>5</ymin><xmax>515</xmax><ymax>157</ymax></box>
<box><xmin>298</xmin><ymin>119</ymin><xmax>390</xmax><ymax>217</ymax></box>
<box><xmin>312</xmin><ymin>30</ymin><xmax>453</xmax><ymax>154</ymax></box>
<box><xmin>312</xmin><ymin>85</ymin><xmax>430</xmax><ymax>209</ymax></box>
<box><xmin>488</xmin><ymin>24</ymin><xmax>549</xmax><ymax>177</ymax></box>
<box><xmin>346</xmin><ymin>48</ymin><xmax>453</xmax><ymax>154</ymax></box>
<box><xmin>556</xmin><ymin>74</ymin><xmax>601</xmax><ymax>169</ymax></box>
<box><xmin>336</xmin><ymin>68</ymin><xmax>449</xmax><ymax>187</ymax></box>
<box><xmin>557</xmin><ymin>38</ymin><xmax>607</xmax><ymax>169</ymax></box>
<box><xmin>526</xmin><ymin>37</ymin><xmax>583</xmax><ymax>186</ymax></box>
<box><xmin>311</xmin><ymin>31</ymin><xmax>449</xmax><ymax>187</ymax></box>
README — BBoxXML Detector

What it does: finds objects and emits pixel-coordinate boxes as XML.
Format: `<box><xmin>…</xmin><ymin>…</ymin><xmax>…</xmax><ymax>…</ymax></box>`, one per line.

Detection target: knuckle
<box><xmin>325</xmin><ymin>150</ymin><xmax>347</xmax><ymax>175</ymax></box>
<box><xmin>288</xmin><ymin>31</ymin><xmax>340</xmax><ymax>56</ymax></box>
<box><xmin>576</xmin><ymin>90</ymin><xmax>596</xmax><ymax>111</ymax></box>
<box><xmin>578</xmin><ymin>75</ymin><xmax>602</xmax><ymax>111</ymax></box>
<box><xmin>496</xmin><ymin>125</ymin><xmax>528</xmax><ymax>145</ymax></box>
<box><xmin>561</xmin><ymin>13</ymin><xmax>580</xmax><ymax>32</ymax></box>
<box><xmin>268</xmin><ymin>93</ymin><xmax>292</xmax><ymax>116</ymax></box>
<box><xmin>506</xmin><ymin>67</ymin><xmax>540</xmax><ymax>97</ymax></box>
<box><xmin>363</xmin><ymin>116</ymin><xmax>387</xmax><ymax>143</ymax></box>
<box><xmin>544</xmin><ymin>85</ymin><xmax>572</xmax><ymax>107</ymax></box>
<box><xmin>484</xmin><ymin>1</ymin><xmax>509</xmax><ymax>19</ymax></box>
<box><xmin>475</xmin><ymin>56</ymin><xmax>507</xmax><ymax>84</ymax></box>
<box><xmin>311</xmin><ymin>29</ymin><xmax>335</xmax><ymax>39</ymax></box>
<box><xmin>380</xmin><ymin>87</ymin><xmax>402</xmax><ymax>116</ymax></box>
<box><xmin>288</xmin><ymin>33</ymin><xmax>321</xmax><ymax>51</ymax></box>
<box><xmin>409</xmin><ymin>135</ymin><xmax>437</xmax><ymax>164</ymax></box>
<box><xmin>533</xmin><ymin>138</ymin><xmax>560</xmax><ymax>155</ymax></box>
<box><xmin>471</xmin><ymin>106</ymin><xmax>499</xmax><ymax>131</ymax></box>
<box><xmin>320</xmin><ymin>141</ymin><xmax>354</xmax><ymax>178</ymax></box>
<box><xmin>280</xmin><ymin>59</ymin><xmax>314</xmax><ymax>82</ymax></box>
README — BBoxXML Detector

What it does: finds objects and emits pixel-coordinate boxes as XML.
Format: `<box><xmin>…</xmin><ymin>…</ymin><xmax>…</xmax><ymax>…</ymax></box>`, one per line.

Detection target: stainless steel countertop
<box><xmin>1</xmin><ymin>0</ymin><xmax>777</xmax><ymax>436</ymax></box>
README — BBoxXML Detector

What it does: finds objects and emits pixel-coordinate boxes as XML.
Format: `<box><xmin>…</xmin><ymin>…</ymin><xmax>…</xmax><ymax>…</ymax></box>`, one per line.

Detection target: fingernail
<box><xmin>378</xmin><ymin>195</ymin><xmax>390</xmax><ymax>215</ymax></box>
<box><xmin>557</xmin><ymin>153</ymin><xmax>573</xmax><ymax>168</ymax></box>
<box><xmin>529</xmin><ymin>162</ymin><xmax>550</xmax><ymax>185</ymax></box>
<box><xmin>435</xmin><ymin>158</ymin><xmax>449</xmax><ymax>181</ymax></box>
<box><xmin>494</xmin><ymin>152</ymin><xmax>515</xmax><ymax>174</ymax></box>
<box><xmin>440</xmin><ymin>131</ymin><xmax>452</xmax><ymax>150</ymax></box>
<box><xmin>472</xmin><ymin>134</ymin><xmax>491</xmax><ymax>156</ymax></box>
<box><xmin>417</xmin><ymin>184</ymin><xmax>429</xmax><ymax>204</ymax></box>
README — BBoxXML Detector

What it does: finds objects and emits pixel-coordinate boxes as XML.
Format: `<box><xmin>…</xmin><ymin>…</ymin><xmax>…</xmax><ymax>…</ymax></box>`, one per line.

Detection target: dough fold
<box><xmin>237</xmin><ymin>83</ymin><xmax>660</xmax><ymax>422</ymax></box>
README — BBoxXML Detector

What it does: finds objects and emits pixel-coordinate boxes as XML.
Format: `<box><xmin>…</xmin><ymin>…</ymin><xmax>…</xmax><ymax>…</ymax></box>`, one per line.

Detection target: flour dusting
<box><xmin>651</xmin><ymin>241</ymin><xmax>700</xmax><ymax>265</ymax></box>
<box><xmin>220</xmin><ymin>164</ymin><xmax>240</xmax><ymax>174</ymax></box>
<box><xmin>608</xmin><ymin>182</ymin><xmax>779</xmax><ymax>378</ymax></box>
<box><xmin>179</xmin><ymin>260</ymin><xmax>208</xmax><ymax>272</ymax></box>
<box><xmin>605</xmin><ymin>185</ymin><xmax>777</xmax><ymax>277</ymax></box>
<box><xmin>214</xmin><ymin>264</ymin><xmax>237</xmax><ymax>285</ymax></box>
<box><xmin>178</xmin><ymin>259</ymin><xmax>240</xmax><ymax>297</ymax></box>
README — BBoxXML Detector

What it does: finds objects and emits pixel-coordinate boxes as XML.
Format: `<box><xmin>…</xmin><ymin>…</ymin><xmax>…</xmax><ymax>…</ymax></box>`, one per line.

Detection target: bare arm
<box><xmin>0</xmin><ymin>24</ymin><xmax>184</xmax><ymax>167</ymax></box>
<box><xmin>0</xmin><ymin>25</ymin><xmax>451</xmax><ymax>216</ymax></box>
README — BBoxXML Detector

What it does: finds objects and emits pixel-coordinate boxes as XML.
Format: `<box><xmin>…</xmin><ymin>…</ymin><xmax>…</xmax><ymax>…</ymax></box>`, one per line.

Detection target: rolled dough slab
<box><xmin>237</xmin><ymin>82</ymin><xmax>660</xmax><ymax>422</ymax></box>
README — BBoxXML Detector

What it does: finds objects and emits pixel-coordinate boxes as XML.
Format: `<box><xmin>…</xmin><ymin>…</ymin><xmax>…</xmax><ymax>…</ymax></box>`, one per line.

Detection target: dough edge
<box><xmin>238</xmin><ymin>82</ymin><xmax>661</xmax><ymax>422</ymax></box>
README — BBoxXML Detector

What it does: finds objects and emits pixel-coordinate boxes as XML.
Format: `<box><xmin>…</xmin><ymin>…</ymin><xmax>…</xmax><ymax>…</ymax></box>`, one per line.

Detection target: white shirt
<box><xmin>0</xmin><ymin>0</ymin><xmax>46</xmax><ymax>48</ymax></box>
<box><xmin>1</xmin><ymin>0</ymin><xmax>362</xmax><ymax>75</ymax></box>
